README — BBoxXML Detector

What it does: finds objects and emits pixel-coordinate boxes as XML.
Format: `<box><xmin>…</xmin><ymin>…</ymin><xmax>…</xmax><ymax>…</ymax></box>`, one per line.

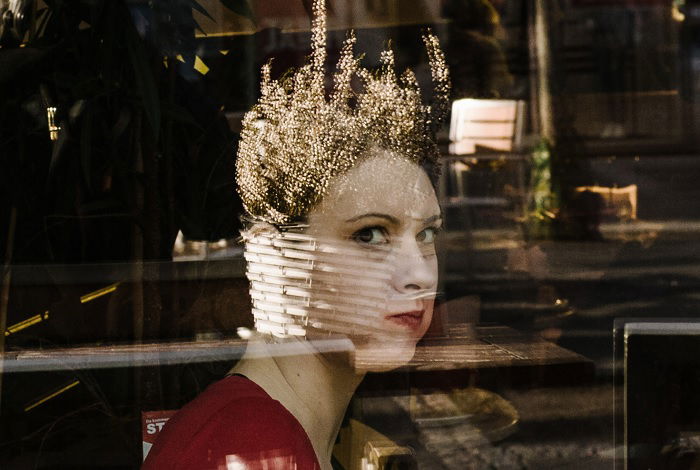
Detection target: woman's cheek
<box><xmin>421</xmin><ymin>299</ymin><xmax>435</xmax><ymax>336</ymax></box>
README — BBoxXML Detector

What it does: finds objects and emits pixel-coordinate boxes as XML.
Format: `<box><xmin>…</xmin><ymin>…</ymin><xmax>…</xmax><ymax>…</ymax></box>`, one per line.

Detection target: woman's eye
<box><xmin>416</xmin><ymin>227</ymin><xmax>439</xmax><ymax>244</ymax></box>
<box><xmin>351</xmin><ymin>227</ymin><xmax>389</xmax><ymax>245</ymax></box>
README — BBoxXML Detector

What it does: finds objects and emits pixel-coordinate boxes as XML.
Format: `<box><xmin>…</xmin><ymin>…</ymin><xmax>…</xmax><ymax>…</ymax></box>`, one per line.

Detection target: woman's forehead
<box><xmin>311</xmin><ymin>154</ymin><xmax>439</xmax><ymax>221</ymax></box>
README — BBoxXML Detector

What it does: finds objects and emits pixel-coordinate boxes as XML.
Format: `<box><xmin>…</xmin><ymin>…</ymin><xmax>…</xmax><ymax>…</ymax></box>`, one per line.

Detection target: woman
<box><xmin>143</xmin><ymin>1</ymin><xmax>449</xmax><ymax>468</ymax></box>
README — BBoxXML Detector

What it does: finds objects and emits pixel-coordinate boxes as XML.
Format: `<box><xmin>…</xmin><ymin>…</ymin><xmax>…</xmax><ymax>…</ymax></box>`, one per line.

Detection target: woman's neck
<box><xmin>230</xmin><ymin>337</ymin><xmax>365</xmax><ymax>469</ymax></box>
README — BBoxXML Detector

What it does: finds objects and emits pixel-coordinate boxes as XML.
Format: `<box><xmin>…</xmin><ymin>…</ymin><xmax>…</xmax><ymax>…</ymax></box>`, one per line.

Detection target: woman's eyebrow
<box><xmin>345</xmin><ymin>213</ymin><xmax>400</xmax><ymax>224</ymax></box>
<box><xmin>423</xmin><ymin>215</ymin><xmax>442</xmax><ymax>225</ymax></box>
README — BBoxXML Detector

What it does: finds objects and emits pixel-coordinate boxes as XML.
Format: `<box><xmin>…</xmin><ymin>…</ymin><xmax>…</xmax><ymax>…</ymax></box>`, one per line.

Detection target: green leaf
<box><xmin>124</xmin><ymin>11</ymin><xmax>161</xmax><ymax>142</ymax></box>
<box><xmin>69</xmin><ymin>100</ymin><xmax>87</xmax><ymax>123</ymax></box>
<box><xmin>79</xmin><ymin>198</ymin><xmax>126</xmax><ymax>214</ymax></box>
<box><xmin>192</xmin><ymin>15</ymin><xmax>206</xmax><ymax>36</ymax></box>
<box><xmin>32</xmin><ymin>8</ymin><xmax>52</xmax><ymax>41</ymax></box>
<box><xmin>49</xmin><ymin>123</ymin><xmax>68</xmax><ymax>176</ymax></box>
<box><xmin>80</xmin><ymin>106</ymin><xmax>93</xmax><ymax>191</ymax></box>
<box><xmin>189</xmin><ymin>1</ymin><xmax>215</xmax><ymax>22</ymax></box>
<box><xmin>220</xmin><ymin>0</ymin><xmax>255</xmax><ymax>22</ymax></box>
<box><xmin>161</xmin><ymin>102</ymin><xmax>204</xmax><ymax>131</ymax></box>
<box><xmin>111</xmin><ymin>107</ymin><xmax>132</xmax><ymax>139</ymax></box>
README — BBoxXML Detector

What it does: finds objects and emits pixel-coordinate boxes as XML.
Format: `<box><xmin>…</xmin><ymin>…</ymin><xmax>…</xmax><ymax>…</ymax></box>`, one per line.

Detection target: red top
<box><xmin>142</xmin><ymin>375</ymin><xmax>320</xmax><ymax>470</ymax></box>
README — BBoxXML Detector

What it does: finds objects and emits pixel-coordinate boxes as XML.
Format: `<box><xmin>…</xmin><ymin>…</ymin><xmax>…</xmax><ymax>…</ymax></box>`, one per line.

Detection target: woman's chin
<box><xmin>351</xmin><ymin>338</ymin><xmax>418</xmax><ymax>373</ymax></box>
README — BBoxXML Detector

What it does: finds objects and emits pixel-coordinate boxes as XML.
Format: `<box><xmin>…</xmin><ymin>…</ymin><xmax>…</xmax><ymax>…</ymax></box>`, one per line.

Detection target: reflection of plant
<box><xmin>2</xmin><ymin>0</ymin><xmax>253</xmax><ymax>265</ymax></box>
<box><xmin>526</xmin><ymin>138</ymin><xmax>559</xmax><ymax>238</ymax></box>
<box><xmin>0</xmin><ymin>0</ymin><xmax>252</xmax><ymax>425</ymax></box>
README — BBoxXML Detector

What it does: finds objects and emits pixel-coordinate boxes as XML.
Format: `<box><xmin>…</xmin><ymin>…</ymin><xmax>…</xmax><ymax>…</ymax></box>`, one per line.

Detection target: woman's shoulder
<box><xmin>142</xmin><ymin>375</ymin><xmax>319</xmax><ymax>470</ymax></box>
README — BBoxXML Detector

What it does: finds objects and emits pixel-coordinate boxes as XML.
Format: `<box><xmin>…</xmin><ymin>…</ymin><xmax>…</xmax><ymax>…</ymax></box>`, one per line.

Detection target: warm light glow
<box><xmin>672</xmin><ymin>4</ymin><xmax>685</xmax><ymax>22</ymax></box>
<box><xmin>226</xmin><ymin>455</ymin><xmax>247</xmax><ymax>470</ymax></box>
<box><xmin>236</xmin><ymin>327</ymin><xmax>252</xmax><ymax>340</ymax></box>
<box><xmin>46</xmin><ymin>107</ymin><xmax>60</xmax><ymax>141</ymax></box>
<box><xmin>24</xmin><ymin>380</ymin><xmax>81</xmax><ymax>412</ymax></box>
<box><xmin>194</xmin><ymin>56</ymin><xmax>210</xmax><ymax>75</ymax></box>
<box><xmin>5</xmin><ymin>311</ymin><xmax>49</xmax><ymax>336</ymax></box>
<box><xmin>80</xmin><ymin>282</ymin><xmax>120</xmax><ymax>303</ymax></box>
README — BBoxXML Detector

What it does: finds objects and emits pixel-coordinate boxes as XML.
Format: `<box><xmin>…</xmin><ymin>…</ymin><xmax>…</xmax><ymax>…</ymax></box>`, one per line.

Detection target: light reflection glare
<box><xmin>237</xmin><ymin>327</ymin><xmax>252</xmax><ymax>340</ymax></box>
<box><xmin>225</xmin><ymin>455</ymin><xmax>247</xmax><ymax>470</ymax></box>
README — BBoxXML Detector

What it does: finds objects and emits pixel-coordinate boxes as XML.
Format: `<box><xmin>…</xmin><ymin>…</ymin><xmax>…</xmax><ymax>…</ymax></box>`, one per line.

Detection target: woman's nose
<box><xmin>391</xmin><ymin>235</ymin><xmax>437</xmax><ymax>293</ymax></box>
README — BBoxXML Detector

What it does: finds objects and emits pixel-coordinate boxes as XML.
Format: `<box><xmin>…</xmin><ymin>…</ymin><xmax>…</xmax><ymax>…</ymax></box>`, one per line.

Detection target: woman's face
<box><xmin>305</xmin><ymin>151</ymin><xmax>441</xmax><ymax>371</ymax></box>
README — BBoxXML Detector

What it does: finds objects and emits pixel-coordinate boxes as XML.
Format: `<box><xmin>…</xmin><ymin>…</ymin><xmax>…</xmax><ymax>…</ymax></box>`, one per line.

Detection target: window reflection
<box><xmin>2</xmin><ymin>1</ymin><xmax>700</xmax><ymax>469</ymax></box>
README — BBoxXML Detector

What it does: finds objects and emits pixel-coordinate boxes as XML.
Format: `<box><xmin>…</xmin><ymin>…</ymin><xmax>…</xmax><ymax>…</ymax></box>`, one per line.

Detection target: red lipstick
<box><xmin>386</xmin><ymin>310</ymin><xmax>424</xmax><ymax>330</ymax></box>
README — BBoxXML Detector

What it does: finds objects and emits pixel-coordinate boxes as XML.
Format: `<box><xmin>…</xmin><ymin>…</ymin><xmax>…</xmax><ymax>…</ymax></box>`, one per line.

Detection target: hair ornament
<box><xmin>236</xmin><ymin>0</ymin><xmax>450</xmax><ymax>224</ymax></box>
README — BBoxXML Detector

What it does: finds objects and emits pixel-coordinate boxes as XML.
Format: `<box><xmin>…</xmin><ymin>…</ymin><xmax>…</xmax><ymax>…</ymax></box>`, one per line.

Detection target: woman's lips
<box><xmin>385</xmin><ymin>310</ymin><xmax>424</xmax><ymax>330</ymax></box>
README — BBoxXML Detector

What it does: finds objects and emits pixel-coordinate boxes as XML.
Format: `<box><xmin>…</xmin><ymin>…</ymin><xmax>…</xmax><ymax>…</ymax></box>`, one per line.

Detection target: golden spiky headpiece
<box><xmin>236</xmin><ymin>0</ymin><xmax>450</xmax><ymax>225</ymax></box>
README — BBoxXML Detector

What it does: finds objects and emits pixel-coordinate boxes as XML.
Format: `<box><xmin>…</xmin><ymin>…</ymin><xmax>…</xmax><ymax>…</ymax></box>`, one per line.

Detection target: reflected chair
<box><xmin>448</xmin><ymin>98</ymin><xmax>525</xmax><ymax>155</ymax></box>
<box><xmin>439</xmin><ymin>98</ymin><xmax>528</xmax><ymax>252</ymax></box>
